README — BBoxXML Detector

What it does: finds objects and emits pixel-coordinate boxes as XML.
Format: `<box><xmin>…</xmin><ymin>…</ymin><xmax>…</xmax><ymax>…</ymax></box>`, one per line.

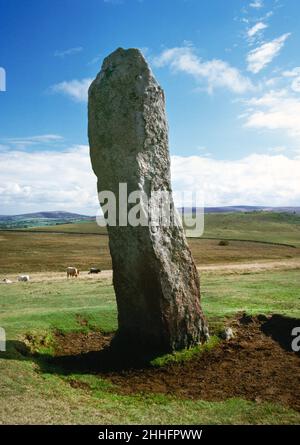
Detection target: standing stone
<box><xmin>88</xmin><ymin>48</ymin><xmax>207</xmax><ymax>353</ymax></box>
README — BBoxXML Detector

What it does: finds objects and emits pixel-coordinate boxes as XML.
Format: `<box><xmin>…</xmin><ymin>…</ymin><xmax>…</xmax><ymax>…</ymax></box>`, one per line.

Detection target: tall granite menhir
<box><xmin>88</xmin><ymin>48</ymin><xmax>207</xmax><ymax>352</ymax></box>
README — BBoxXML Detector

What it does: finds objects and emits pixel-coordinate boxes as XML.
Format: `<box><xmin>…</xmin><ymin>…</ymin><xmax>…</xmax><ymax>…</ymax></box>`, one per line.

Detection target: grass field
<box><xmin>24</xmin><ymin>211</ymin><xmax>300</xmax><ymax>246</ymax></box>
<box><xmin>0</xmin><ymin>211</ymin><xmax>299</xmax><ymax>424</ymax></box>
<box><xmin>0</xmin><ymin>231</ymin><xmax>299</xmax><ymax>274</ymax></box>
<box><xmin>202</xmin><ymin>211</ymin><xmax>300</xmax><ymax>246</ymax></box>
<box><xmin>1</xmin><ymin>211</ymin><xmax>300</xmax><ymax>274</ymax></box>
<box><xmin>0</xmin><ymin>269</ymin><xmax>299</xmax><ymax>424</ymax></box>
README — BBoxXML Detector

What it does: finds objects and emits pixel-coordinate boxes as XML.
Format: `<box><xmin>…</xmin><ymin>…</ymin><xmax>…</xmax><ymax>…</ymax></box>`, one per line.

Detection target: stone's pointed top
<box><xmin>106</xmin><ymin>47</ymin><xmax>145</xmax><ymax>59</ymax></box>
<box><xmin>90</xmin><ymin>47</ymin><xmax>155</xmax><ymax>95</ymax></box>
<box><xmin>110</xmin><ymin>47</ymin><xmax>144</xmax><ymax>57</ymax></box>
<box><xmin>102</xmin><ymin>47</ymin><xmax>149</xmax><ymax>71</ymax></box>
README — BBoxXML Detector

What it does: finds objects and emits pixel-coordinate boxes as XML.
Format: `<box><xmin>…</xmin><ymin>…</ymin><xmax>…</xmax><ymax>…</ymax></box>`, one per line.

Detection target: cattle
<box><xmin>88</xmin><ymin>268</ymin><xmax>101</xmax><ymax>274</ymax></box>
<box><xmin>67</xmin><ymin>267</ymin><xmax>79</xmax><ymax>278</ymax></box>
<box><xmin>18</xmin><ymin>275</ymin><xmax>30</xmax><ymax>282</ymax></box>
<box><xmin>2</xmin><ymin>279</ymin><xmax>12</xmax><ymax>284</ymax></box>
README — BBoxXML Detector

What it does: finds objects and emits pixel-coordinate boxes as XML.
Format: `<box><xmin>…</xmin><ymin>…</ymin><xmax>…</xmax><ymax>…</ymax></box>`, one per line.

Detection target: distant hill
<box><xmin>2</xmin><ymin>206</ymin><xmax>300</xmax><ymax>222</ymax></box>
<box><xmin>0</xmin><ymin>211</ymin><xmax>93</xmax><ymax>221</ymax></box>
<box><xmin>0</xmin><ymin>211</ymin><xmax>94</xmax><ymax>229</ymax></box>
<box><xmin>181</xmin><ymin>206</ymin><xmax>300</xmax><ymax>214</ymax></box>
<box><xmin>1</xmin><ymin>207</ymin><xmax>300</xmax><ymax>230</ymax></box>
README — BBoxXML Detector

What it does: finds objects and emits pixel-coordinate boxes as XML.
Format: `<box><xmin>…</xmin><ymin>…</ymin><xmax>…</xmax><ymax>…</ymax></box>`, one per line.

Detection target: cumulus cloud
<box><xmin>247</xmin><ymin>22</ymin><xmax>268</xmax><ymax>38</ymax></box>
<box><xmin>1</xmin><ymin>145</ymin><xmax>299</xmax><ymax>214</ymax></box>
<box><xmin>153</xmin><ymin>46</ymin><xmax>253</xmax><ymax>94</ymax></box>
<box><xmin>171</xmin><ymin>153</ymin><xmax>300</xmax><ymax>207</ymax></box>
<box><xmin>0</xmin><ymin>145</ymin><xmax>99</xmax><ymax>215</ymax></box>
<box><xmin>54</xmin><ymin>47</ymin><xmax>83</xmax><ymax>58</ymax></box>
<box><xmin>247</xmin><ymin>33</ymin><xmax>290</xmax><ymax>73</ymax></box>
<box><xmin>282</xmin><ymin>67</ymin><xmax>300</xmax><ymax>78</ymax></box>
<box><xmin>282</xmin><ymin>67</ymin><xmax>300</xmax><ymax>92</ymax></box>
<box><xmin>249</xmin><ymin>0</ymin><xmax>263</xmax><ymax>8</ymax></box>
<box><xmin>244</xmin><ymin>89</ymin><xmax>300</xmax><ymax>138</ymax></box>
<box><xmin>50</xmin><ymin>78</ymin><xmax>93</xmax><ymax>102</ymax></box>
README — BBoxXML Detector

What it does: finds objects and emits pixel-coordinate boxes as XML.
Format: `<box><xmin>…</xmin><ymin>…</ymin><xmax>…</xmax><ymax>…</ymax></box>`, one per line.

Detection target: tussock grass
<box><xmin>150</xmin><ymin>336</ymin><xmax>220</xmax><ymax>367</ymax></box>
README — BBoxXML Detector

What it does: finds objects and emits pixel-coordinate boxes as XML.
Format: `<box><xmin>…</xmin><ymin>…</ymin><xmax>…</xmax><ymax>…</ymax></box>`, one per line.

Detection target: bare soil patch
<box><xmin>49</xmin><ymin>314</ymin><xmax>300</xmax><ymax>411</ymax></box>
<box><xmin>54</xmin><ymin>330</ymin><xmax>112</xmax><ymax>356</ymax></box>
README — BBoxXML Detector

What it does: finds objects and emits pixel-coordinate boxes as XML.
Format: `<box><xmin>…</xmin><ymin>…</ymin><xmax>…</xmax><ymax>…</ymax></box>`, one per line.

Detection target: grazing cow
<box><xmin>88</xmin><ymin>268</ymin><xmax>101</xmax><ymax>274</ymax></box>
<box><xmin>2</xmin><ymin>279</ymin><xmax>12</xmax><ymax>284</ymax></box>
<box><xmin>67</xmin><ymin>267</ymin><xmax>79</xmax><ymax>278</ymax></box>
<box><xmin>18</xmin><ymin>275</ymin><xmax>30</xmax><ymax>282</ymax></box>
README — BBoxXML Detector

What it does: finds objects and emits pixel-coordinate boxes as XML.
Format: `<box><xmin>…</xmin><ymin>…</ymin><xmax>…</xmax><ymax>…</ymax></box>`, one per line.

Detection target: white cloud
<box><xmin>244</xmin><ymin>89</ymin><xmax>300</xmax><ymax>137</ymax></box>
<box><xmin>1</xmin><ymin>134</ymin><xmax>64</xmax><ymax>150</ymax></box>
<box><xmin>291</xmin><ymin>77</ymin><xmax>300</xmax><ymax>93</ymax></box>
<box><xmin>282</xmin><ymin>67</ymin><xmax>300</xmax><ymax>92</ymax></box>
<box><xmin>153</xmin><ymin>46</ymin><xmax>253</xmax><ymax>94</ymax></box>
<box><xmin>282</xmin><ymin>67</ymin><xmax>300</xmax><ymax>78</ymax></box>
<box><xmin>249</xmin><ymin>0</ymin><xmax>263</xmax><ymax>8</ymax></box>
<box><xmin>7</xmin><ymin>134</ymin><xmax>63</xmax><ymax>144</ymax></box>
<box><xmin>247</xmin><ymin>22</ymin><xmax>268</xmax><ymax>38</ymax></box>
<box><xmin>1</xmin><ymin>145</ymin><xmax>299</xmax><ymax>214</ymax></box>
<box><xmin>54</xmin><ymin>47</ymin><xmax>83</xmax><ymax>58</ymax></box>
<box><xmin>247</xmin><ymin>33</ymin><xmax>290</xmax><ymax>73</ymax></box>
<box><xmin>171</xmin><ymin>153</ymin><xmax>300</xmax><ymax>207</ymax></box>
<box><xmin>50</xmin><ymin>78</ymin><xmax>93</xmax><ymax>102</ymax></box>
<box><xmin>0</xmin><ymin>145</ymin><xmax>98</xmax><ymax>215</ymax></box>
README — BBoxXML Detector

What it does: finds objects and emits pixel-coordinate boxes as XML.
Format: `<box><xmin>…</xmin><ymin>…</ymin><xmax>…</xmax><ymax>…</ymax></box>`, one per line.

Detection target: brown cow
<box><xmin>67</xmin><ymin>267</ymin><xmax>79</xmax><ymax>278</ymax></box>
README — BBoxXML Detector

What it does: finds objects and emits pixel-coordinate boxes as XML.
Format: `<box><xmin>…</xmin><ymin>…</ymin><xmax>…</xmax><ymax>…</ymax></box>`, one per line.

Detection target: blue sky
<box><xmin>0</xmin><ymin>0</ymin><xmax>300</xmax><ymax>214</ymax></box>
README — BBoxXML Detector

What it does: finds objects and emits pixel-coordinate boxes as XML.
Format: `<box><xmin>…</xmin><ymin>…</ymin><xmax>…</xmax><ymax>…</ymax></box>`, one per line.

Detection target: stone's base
<box><xmin>111</xmin><ymin>326</ymin><xmax>208</xmax><ymax>356</ymax></box>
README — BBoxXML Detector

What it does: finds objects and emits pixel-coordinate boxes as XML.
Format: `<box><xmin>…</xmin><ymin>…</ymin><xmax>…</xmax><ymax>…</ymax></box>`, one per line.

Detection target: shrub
<box><xmin>218</xmin><ymin>240</ymin><xmax>229</xmax><ymax>246</ymax></box>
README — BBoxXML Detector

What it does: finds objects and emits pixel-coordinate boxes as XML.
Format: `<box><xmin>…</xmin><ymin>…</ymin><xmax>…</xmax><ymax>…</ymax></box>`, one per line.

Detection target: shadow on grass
<box><xmin>2</xmin><ymin>313</ymin><xmax>299</xmax><ymax>379</ymax></box>
<box><xmin>43</xmin><ymin>341</ymin><xmax>160</xmax><ymax>374</ymax></box>
<box><xmin>3</xmin><ymin>333</ymin><xmax>166</xmax><ymax>375</ymax></box>
<box><xmin>261</xmin><ymin>314</ymin><xmax>300</xmax><ymax>352</ymax></box>
<box><xmin>0</xmin><ymin>340</ymin><xmax>31</xmax><ymax>360</ymax></box>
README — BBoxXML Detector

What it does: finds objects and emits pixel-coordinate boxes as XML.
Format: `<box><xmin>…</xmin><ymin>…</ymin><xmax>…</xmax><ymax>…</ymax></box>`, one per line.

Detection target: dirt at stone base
<box><xmin>52</xmin><ymin>314</ymin><xmax>300</xmax><ymax>412</ymax></box>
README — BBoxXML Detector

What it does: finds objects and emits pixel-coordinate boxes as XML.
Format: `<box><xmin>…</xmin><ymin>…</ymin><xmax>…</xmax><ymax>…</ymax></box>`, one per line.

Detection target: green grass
<box><xmin>0</xmin><ymin>280</ymin><xmax>117</xmax><ymax>336</ymax></box>
<box><xmin>202</xmin><ymin>269</ymin><xmax>300</xmax><ymax>319</ymax></box>
<box><xmin>1</xmin><ymin>270</ymin><xmax>299</xmax><ymax>337</ymax></box>
<box><xmin>0</xmin><ymin>269</ymin><xmax>300</xmax><ymax>424</ymax></box>
<box><xmin>202</xmin><ymin>211</ymin><xmax>300</xmax><ymax>246</ymax></box>
<box><xmin>25</xmin><ymin>220</ymin><xmax>107</xmax><ymax>234</ymax></box>
<box><xmin>150</xmin><ymin>336</ymin><xmax>220</xmax><ymax>367</ymax></box>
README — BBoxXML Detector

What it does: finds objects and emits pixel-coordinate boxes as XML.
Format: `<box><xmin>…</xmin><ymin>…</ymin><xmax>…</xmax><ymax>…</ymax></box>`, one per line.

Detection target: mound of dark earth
<box><xmin>50</xmin><ymin>314</ymin><xmax>300</xmax><ymax>411</ymax></box>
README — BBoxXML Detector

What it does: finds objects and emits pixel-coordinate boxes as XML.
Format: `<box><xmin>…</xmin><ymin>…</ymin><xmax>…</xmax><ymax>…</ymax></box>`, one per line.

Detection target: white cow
<box><xmin>2</xmin><ymin>279</ymin><xmax>12</xmax><ymax>284</ymax></box>
<box><xmin>18</xmin><ymin>275</ymin><xmax>30</xmax><ymax>282</ymax></box>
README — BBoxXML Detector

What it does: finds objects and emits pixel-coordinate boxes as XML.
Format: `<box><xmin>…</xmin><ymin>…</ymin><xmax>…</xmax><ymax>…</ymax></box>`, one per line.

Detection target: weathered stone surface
<box><xmin>88</xmin><ymin>48</ymin><xmax>207</xmax><ymax>352</ymax></box>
